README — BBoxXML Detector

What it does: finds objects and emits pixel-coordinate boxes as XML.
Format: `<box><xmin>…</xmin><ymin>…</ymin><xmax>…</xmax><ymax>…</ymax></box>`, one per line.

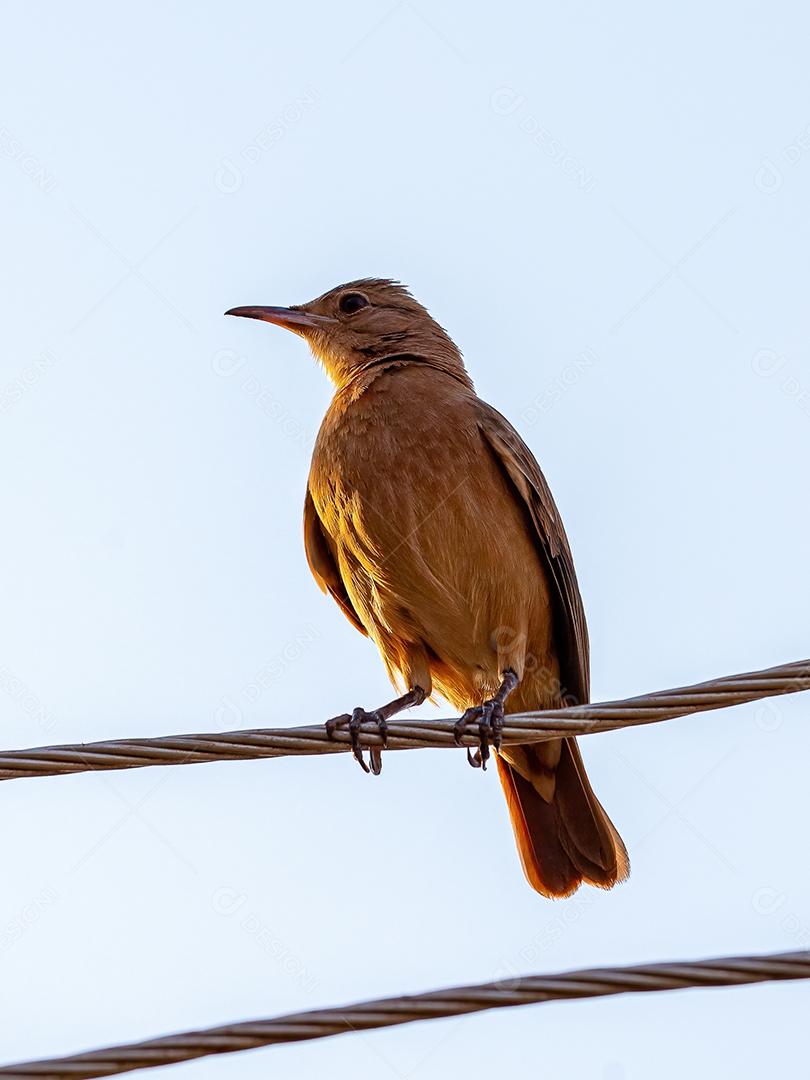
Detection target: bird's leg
<box><xmin>454</xmin><ymin>669</ymin><xmax>520</xmax><ymax>770</ymax></box>
<box><xmin>326</xmin><ymin>686</ymin><xmax>427</xmax><ymax>775</ymax></box>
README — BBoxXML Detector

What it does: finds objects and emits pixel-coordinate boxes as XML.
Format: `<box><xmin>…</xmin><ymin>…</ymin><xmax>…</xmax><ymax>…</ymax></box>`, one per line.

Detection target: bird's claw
<box><xmin>454</xmin><ymin>699</ymin><xmax>505</xmax><ymax>771</ymax></box>
<box><xmin>324</xmin><ymin>713</ymin><xmax>348</xmax><ymax>739</ymax></box>
<box><xmin>353</xmin><ymin>707</ymin><xmax>388</xmax><ymax>775</ymax></box>
<box><xmin>325</xmin><ymin>708</ymin><xmax>387</xmax><ymax>775</ymax></box>
<box><xmin>489</xmin><ymin>700</ymin><xmax>505</xmax><ymax>751</ymax></box>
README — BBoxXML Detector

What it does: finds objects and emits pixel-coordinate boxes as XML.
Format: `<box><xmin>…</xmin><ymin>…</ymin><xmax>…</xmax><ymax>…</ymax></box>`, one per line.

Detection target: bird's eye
<box><xmin>339</xmin><ymin>292</ymin><xmax>369</xmax><ymax>315</ymax></box>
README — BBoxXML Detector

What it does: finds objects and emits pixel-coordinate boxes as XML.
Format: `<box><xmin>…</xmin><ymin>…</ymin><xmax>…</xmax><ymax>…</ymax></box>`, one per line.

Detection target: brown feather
<box><xmin>477</xmin><ymin>409</ymin><xmax>589</xmax><ymax>706</ymax></box>
<box><xmin>476</xmin><ymin>406</ymin><xmax>628</xmax><ymax>894</ymax></box>
<box><xmin>235</xmin><ymin>279</ymin><xmax>629</xmax><ymax>898</ymax></box>
<box><xmin>303</xmin><ymin>488</ymin><xmax>367</xmax><ymax>637</ymax></box>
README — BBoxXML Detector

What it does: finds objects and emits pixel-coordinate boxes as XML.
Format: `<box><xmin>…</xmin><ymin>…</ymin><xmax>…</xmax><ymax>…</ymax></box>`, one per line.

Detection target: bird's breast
<box><xmin>308</xmin><ymin>367</ymin><xmax>477</xmax><ymax>550</ymax></box>
<box><xmin>306</xmin><ymin>366</ymin><xmax>556</xmax><ymax>704</ymax></box>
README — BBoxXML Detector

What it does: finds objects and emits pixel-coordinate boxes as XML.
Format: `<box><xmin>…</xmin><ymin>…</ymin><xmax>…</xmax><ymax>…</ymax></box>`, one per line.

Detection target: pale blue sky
<box><xmin>1</xmin><ymin>1</ymin><xmax>809</xmax><ymax>1076</ymax></box>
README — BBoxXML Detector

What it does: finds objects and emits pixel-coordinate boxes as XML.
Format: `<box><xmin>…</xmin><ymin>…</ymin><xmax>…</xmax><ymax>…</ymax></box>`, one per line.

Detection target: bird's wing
<box><xmin>477</xmin><ymin>403</ymin><xmax>590</xmax><ymax>704</ymax></box>
<box><xmin>303</xmin><ymin>487</ymin><xmax>368</xmax><ymax>637</ymax></box>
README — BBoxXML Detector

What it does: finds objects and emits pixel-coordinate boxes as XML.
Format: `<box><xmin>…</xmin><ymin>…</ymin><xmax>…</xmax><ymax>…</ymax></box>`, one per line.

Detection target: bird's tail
<box><xmin>496</xmin><ymin>737</ymin><xmax>629</xmax><ymax>898</ymax></box>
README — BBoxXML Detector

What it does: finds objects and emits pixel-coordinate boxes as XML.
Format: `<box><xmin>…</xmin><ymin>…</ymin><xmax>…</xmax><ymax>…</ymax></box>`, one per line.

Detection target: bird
<box><xmin>226</xmin><ymin>279</ymin><xmax>629</xmax><ymax>898</ymax></box>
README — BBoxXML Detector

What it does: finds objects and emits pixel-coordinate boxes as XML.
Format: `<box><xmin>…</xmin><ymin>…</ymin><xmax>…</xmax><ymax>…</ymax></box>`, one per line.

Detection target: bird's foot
<box><xmin>325</xmin><ymin>708</ymin><xmax>387</xmax><ymax>774</ymax></box>
<box><xmin>453</xmin><ymin>698</ymin><xmax>505</xmax><ymax>769</ymax></box>
<box><xmin>453</xmin><ymin>670</ymin><xmax>519</xmax><ymax>770</ymax></box>
<box><xmin>325</xmin><ymin>687</ymin><xmax>426</xmax><ymax>775</ymax></box>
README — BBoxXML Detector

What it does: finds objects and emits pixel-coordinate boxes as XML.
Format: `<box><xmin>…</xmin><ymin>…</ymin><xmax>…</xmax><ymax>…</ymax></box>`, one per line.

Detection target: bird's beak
<box><xmin>224</xmin><ymin>306</ymin><xmax>336</xmax><ymax>334</ymax></box>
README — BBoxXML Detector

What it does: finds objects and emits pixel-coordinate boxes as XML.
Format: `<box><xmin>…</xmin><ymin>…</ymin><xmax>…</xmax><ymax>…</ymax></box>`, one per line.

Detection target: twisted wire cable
<box><xmin>0</xmin><ymin>659</ymin><xmax>807</xmax><ymax>783</ymax></box>
<box><xmin>1</xmin><ymin>950</ymin><xmax>807</xmax><ymax>1078</ymax></box>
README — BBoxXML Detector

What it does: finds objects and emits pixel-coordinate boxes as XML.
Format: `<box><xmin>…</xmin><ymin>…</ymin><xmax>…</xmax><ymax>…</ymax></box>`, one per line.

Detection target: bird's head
<box><xmin>226</xmin><ymin>278</ymin><xmax>469</xmax><ymax>389</ymax></box>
